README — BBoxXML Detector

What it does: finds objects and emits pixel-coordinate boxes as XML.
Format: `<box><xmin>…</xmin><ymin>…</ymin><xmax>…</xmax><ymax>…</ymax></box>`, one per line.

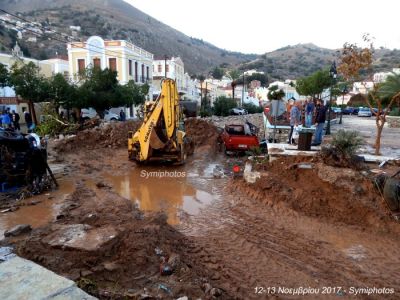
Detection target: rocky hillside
<box><xmin>240</xmin><ymin>43</ymin><xmax>400</xmax><ymax>81</ymax></box>
<box><xmin>1</xmin><ymin>0</ymin><xmax>399</xmax><ymax>79</ymax></box>
<box><xmin>0</xmin><ymin>0</ymin><xmax>256</xmax><ymax>74</ymax></box>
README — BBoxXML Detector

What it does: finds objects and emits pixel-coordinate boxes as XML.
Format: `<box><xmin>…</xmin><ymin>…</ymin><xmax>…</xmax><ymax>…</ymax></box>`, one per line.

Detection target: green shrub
<box><xmin>212</xmin><ymin>96</ymin><xmax>236</xmax><ymax>116</ymax></box>
<box><xmin>243</xmin><ymin>103</ymin><xmax>263</xmax><ymax>114</ymax></box>
<box><xmin>331</xmin><ymin>130</ymin><xmax>363</xmax><ymax>157</ymax></box>
<box><xmin>389</xmin><ymin>107</ymin><xmax>400</xmax><ymax>116</ymax></box>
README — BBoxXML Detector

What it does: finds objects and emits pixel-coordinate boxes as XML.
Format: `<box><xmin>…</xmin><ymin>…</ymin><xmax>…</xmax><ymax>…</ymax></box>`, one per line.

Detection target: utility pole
<box><xmin>241</xmin><ymin>72</ymin><xmax>245</xmax><ymax>107</ymax></box>
<box><xmin>164</xmin><ymin>55</ymin><xmax>167</xmax><ymax>78</ymax></box>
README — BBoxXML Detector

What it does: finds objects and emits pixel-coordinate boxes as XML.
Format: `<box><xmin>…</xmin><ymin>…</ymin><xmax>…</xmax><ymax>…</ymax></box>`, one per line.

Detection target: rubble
<box><xmin>4</xmin><ymin>224</ymin><xmax>32</xmax><ymax>237</ymax></box>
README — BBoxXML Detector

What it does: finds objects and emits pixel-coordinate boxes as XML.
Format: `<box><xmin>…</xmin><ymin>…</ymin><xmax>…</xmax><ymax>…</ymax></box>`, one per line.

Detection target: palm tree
<box><xmin>378</xmin><ymin>72</ymin><xmax>400</xmax><ymax>108</ymax></box>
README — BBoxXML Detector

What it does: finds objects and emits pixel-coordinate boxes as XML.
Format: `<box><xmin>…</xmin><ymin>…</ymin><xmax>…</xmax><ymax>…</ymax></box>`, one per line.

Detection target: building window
<box><xmin>129</xmin><ymin>60</ymin><xmax>132</xmax><ymax>76</ymax></box>
<box><xmin>135</xmin><ymin>62</ymin><xmax>138</xmax><ymax>82</ymax></box>
<box><xmin>141</xmin><ymin>64</ymin><xmax>145</xmax><ymax>83</ymax></box>
<box><xmin>77</xmin><ymin>59</ymin><xmax>85</xmax><ymax>74</ymax></box>
<box><xmin>146</xmin><ymin>66</ymin><xmax>149</xmax><ymax>80</ymax></box>
<box><xmin>166</xmin><ymin>64</ymin><xmax>169</xmax><ymax>72</ymax></box>
<box><xmin>158</xmin><ymin>64</ymin><xmax>162</xmax><ymax>72</ymax></box>
<box><xmin>108</xmin><ymin>58</ymin><xmax>117</xmax><ymax>72</ymax></box>
<box><xmin>93</xmin><ymin>58</ymin><xmax>101</xmax><ymax>69</ymax></box>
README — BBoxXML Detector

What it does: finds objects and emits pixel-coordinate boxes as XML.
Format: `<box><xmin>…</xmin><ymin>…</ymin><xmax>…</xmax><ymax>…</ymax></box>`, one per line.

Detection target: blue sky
<box><xmin>125</xmin><ymin>0</ymin><xmax>400</xmax><ymax>54</ymax></box>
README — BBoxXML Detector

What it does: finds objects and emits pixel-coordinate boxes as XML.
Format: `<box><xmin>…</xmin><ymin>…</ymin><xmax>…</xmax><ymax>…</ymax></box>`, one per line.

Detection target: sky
<box><xmin>124</xmin><ymin>0</ymin><xmax>400</xmax><ymax>54</ymax></box>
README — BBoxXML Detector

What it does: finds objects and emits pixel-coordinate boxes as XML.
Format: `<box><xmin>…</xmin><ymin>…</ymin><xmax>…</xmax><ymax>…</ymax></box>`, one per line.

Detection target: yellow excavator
<box><xmin>128</xmin><ymin>79</ymin><xmax>192</xmax><ymax>164</ymax></box>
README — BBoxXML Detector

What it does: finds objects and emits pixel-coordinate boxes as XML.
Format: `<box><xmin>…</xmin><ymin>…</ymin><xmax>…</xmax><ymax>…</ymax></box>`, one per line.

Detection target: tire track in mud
<box><xmin>178</xmin><ymin>183</ymin><xmax>400</xmax><ymax>299</ymax></box>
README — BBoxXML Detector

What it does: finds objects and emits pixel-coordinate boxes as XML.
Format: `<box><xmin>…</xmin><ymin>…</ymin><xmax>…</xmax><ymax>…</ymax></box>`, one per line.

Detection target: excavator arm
<box><xmin>128</xmin><ymin>79</ymin><xmax>188</xmax><ymax>163</ymax></box>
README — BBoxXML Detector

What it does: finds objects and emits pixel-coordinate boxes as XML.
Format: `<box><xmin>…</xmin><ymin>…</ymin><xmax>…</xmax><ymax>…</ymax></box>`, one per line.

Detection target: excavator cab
<box><xmin>128</xmin><ymin>79</ymin><xmax>193</xmax><ymax>164</ymax></box>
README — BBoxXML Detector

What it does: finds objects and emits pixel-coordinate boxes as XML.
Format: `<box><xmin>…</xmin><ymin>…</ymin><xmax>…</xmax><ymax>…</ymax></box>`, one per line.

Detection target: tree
<box><xmin>228</xmin><ymin>69</ymin><xmax>241</xmax><ymax>81</ymax></box>
<box><xmin>267</xmin><ymin>85</ymin><xmax>285</xmax><ymax>100</ymax></box>
<box><xmin>378</xmin><ymin>72</ymin><xmax>400</xmax><ymax>108</ymax></box>
<box><xmin>9</xmin><ymin>62</ymin><xmax>50</xmax><ymax>124</ymax></box>
<box><xmin>295</xmin><ymin>69</ymin><xmax>332</xmax><ymax>98</ymax></box>
<box><xmin>213</xmin><ymin>96</ymin><xmax>237</xmax><ymax>116</ymax></box>
<box><xmin>0</xmin><ymin>63</ymin><xmax>9</xmax><ymax>88</ymax></box>
<box><xmin>246</xmin><ymin>73</ymin><xmax>268</xmax><ymax>87</ymax></box>
<box><xmin>337</xmin><ymin>34</ymin><xmax>399</xmax><ymax>155</ymax></box>
<box><xmin>211</xmin><ymin>66</ymin><xmax>224</xmax><ymax>79</ymax></box>
<box><xmin>48</xmin><ymin>73</ymin><xmax>75</xmax><ymax>112</ymax></box>
<box><xmin>76</xmin><ymin>68</ymin><xmax>148</xmax><ymax>118</ymax></box>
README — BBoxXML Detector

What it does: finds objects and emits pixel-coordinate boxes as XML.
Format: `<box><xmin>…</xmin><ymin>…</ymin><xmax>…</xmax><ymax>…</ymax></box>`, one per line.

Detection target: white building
<box><xmin>373</xmin><ymin>68</ymin><xmax>400</xmax><ymax>83</ymax></box>
<box><xmin>352</xmin><ymin>82</ymin><xmax>374</xmax><ymax>94</ymax></box>
<box><xmin>152</xmin><ymin>56</ymin><xmax>185</xmax><ymax>93</ymax></box>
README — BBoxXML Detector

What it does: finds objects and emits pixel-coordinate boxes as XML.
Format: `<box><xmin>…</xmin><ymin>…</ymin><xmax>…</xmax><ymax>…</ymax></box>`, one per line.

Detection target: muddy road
<box><xmin>1</xmin><ymin>119</ymin><xmax>400</xmax><ymax>299</ymax></box>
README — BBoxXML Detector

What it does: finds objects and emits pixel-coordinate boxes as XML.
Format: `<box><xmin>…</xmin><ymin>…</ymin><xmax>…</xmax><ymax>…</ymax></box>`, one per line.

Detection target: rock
<box><xmin>4</xmin><ymin>224</ymin><xmax>32</xmax><ymax>237</ymax></box>
<box><xmin>210</xmin><ymin>288</ymin><xmax>222</xmax><ymax>297</ymax></box>
<box><xmin>203</xmin><ymin>283</ymin><xmax>212</xmax><ymax>294</ymax></box>
<box><xmin>103</xmin><ymin>262</ymin><xmax>119</xmax><ymax>272</ymax></box>
<box><xmin>176</xmin><ymin>297</ymin><xmax>188</xmax><ymax>300</ymax></box>
<box><xmin>167</xmin><ymin>253</ymin><xmax>181</xmax><ymax>270</ymax></box>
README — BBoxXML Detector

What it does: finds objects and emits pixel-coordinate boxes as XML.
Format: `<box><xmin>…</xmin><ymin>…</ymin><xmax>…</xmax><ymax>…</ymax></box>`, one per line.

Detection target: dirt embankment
<box><xmin>54</xmin><ymin>121</ymin><xmax>141</xmax><ymax>152</ymax></box>
<box><xmin>12</xmin><ymin>183</ymin><xmax>229</xmax><ymax>299</ymax></box>
<box><xmin>230</xmin><ymin>156</ymin><xmax>395</xmax><ymax>229</ymax></box>
<box><xmin>54</xmin><ymin>118</ymin><xmax>220</xmax><ymax>154</ymax></box>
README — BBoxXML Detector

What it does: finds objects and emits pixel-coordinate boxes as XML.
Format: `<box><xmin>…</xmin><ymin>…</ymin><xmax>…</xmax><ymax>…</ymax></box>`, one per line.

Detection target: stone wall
<box><xmin>387</xmin><ymin>116</ymin><xmax>400</xmax><ymax>128</ymax></box>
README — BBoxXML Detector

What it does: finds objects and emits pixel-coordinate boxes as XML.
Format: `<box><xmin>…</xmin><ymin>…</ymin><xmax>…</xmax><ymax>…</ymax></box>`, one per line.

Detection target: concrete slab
<box><xmin>268</xmin><ymin>143</ymin><xmax>320</xmax><ymax>157</ymax></box>
<box><xmin>46</xmin><ymin>224</ymin><xmax>117</xmax><ymax>251</ymax></box>
<box><xmin>361</xmin><ymin>154</ymin><xmax>400</xmax><ymax>163</ymax></box>
<box><xmin>0</xmin><ymin>256</ymin><xmax>96</xmax><ymax>300</ymax></box>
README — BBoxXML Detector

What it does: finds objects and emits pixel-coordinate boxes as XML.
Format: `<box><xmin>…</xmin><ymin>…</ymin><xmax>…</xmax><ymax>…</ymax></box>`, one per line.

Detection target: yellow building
<box><xmin>67</xmin><ymin>36</ymin><xmax>153</xmax><ymax>85</ymax></box>
<box><xmin>0</xmin><ymin>43</ymin><xmax>69</xmax><ymax>118</ymax></box>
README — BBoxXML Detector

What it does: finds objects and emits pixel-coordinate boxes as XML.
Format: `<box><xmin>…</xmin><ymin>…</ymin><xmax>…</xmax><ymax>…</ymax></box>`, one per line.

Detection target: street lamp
<box><xmin>339</xmin><ymin>85</ymin><xmax>348</xmax><ymax>125</ymax></box>
<box><xmin>325</xmin><ymin>61</ymin><xmax>337</xmax><ymax>135</ymax></box>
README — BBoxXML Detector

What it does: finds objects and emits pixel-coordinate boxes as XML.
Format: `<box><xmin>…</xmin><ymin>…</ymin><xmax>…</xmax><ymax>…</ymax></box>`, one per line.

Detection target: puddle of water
<box><xmin>105</xmin><ymin>163</ymin><xmax>221</xmax><ymax>225</ymax></box>
<box><xmin>0</xmin><ymin>180</ymin><xmax>74</xmax><ymax>239</ymax></box>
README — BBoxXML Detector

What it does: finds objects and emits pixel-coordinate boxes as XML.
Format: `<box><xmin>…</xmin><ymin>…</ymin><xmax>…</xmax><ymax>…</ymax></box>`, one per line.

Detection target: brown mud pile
<box><xmin>12</xmin><ymin>183</ymin><xmax>229</xmax><ymax>299</ymax></box>
<box><xmin>231</xmin><ymin>156</ymin><xmax>394</xmax><ymax>229</ymax></box>
<box><xmin>54</xmin><ymin>121</ymin><xmax>141</xmax><ymax>152</ymax></box>
<box><xmin>185</xmin><ymin>118</ymin><xmax>220</xmax><ymax>150</ymax></box>
<box><xmin>54</xmin><ymin>118</ymin><xmax>220</xmax><ymax>154</ymax></box>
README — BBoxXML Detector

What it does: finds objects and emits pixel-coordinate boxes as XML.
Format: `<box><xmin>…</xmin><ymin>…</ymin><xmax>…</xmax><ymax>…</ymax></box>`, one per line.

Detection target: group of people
<box><xmin>0</xmin><ymin>107</ymin><xmax>33</xmax><ymax>132</ymax></box>
<box><xmin>288</xmin><ymin>98</ymin><xmax>327</xmax><ymax>146</ymax></box>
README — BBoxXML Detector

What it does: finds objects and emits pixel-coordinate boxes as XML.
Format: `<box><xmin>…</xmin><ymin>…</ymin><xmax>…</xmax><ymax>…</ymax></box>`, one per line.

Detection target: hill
<box><xmin>0</xmin><ymin>0</ymin><xmax>256</xmax><ymax>75</ymax></box>
<box><xmin>1</xmin><ymin>1</ymin><xmax>400</xmax><ymax>79</ymax></box>
<box><xmin>239</xmin><ymin>43</ymin><xmax>400</xmax><ymax>81</ymax></box>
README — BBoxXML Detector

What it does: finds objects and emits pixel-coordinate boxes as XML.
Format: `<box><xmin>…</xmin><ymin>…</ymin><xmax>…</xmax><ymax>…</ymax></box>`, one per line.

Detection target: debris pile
<box><xmin>231</xmin><ymin>156</ymin><xmax>394</xmax><ymax>228</ymax></box>
<box><xmin>12</xmin><ymin>184</ymin><xmax>225</xmax><ymax>299</ymax></box>
<box><xmin>54</xmin><ymin>121</ymin><xmax>141</xmax><ymax>152</ymax></box>
<box><xmin>185</xmin><ymin>118</ymin><xmax>220</xmax><ymax>150</ymax></box>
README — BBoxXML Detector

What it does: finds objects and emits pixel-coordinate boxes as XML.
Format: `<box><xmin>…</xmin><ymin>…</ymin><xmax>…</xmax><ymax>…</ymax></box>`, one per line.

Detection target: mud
<box><xmin>1</xmin><ymin>118</ymin><xmax>400</xmax><ymax>299</ymax></box>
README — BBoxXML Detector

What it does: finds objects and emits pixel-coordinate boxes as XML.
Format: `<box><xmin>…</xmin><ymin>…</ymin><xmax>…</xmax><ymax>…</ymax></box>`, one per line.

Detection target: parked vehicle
<box><xmin>229</xmin><ymin>107</ymin><xmax>248</xmax><ymax>115</ymax></box>
<box><xmin>81</xmin><ymin>108</ymin><xmax>120</xmax><ymax>121</ymax></box>
<box><xmin>342</xmin><ymin>107</ymin><xmax>355</xmax><ymax>115</ymax></box>
<box><xmin>331</xmin><ymin>107</ymin><xmax>341</xmax><ymax>113</ymax></box>
<box><xmin>358</xmin><ymin>107</ymin><xmax>372</xmax><ymax>117</ymax></box>
<box><xmin>220</xmin><ymin>122</ymin><xmax>260</xmax><ymax>153</ymax></box>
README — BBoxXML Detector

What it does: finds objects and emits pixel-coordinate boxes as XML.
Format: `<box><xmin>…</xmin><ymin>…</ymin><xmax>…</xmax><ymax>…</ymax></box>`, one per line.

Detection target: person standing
<box><xmin>12</xmin><ymin>110</ymin><xmax>20</xmax><ymax>131</ymax></box>
<box><xmin>288</xmin><ymin>101</ymin><xmax>301</xmax><ymax>145</ymax></box>
<box><xmin>312</xmin><ymin>99</ymin><xmax>327</xmax><ymax>146</ymax></box>
<box><xmin>119</xmin><ymin>109</ymin><xmax>126</xmax><ymax>121</ymax></box>
<box><xmin>24</xmin><ymin>110</ymin><xmax>33</xmax><ymax>132</ymax></box>
<box><xmin>2</xmin><ymin>110</ymin><xmax>12</xmax><ymax>128</ymax></box>
<box><xmin>305</xmin><ymin>99</ymin><xmax>315</xmax><ymax>127</ymax></box>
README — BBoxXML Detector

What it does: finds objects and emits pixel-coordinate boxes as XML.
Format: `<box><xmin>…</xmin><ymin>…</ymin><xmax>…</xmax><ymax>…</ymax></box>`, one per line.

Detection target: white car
<box><xmin>81</xmin><ymin>108</ymin><xmax>120</xmax><ymax>121</ymax></box>
<box><xmin>357</xmin><ymin>107</ymin><xmax>372</xmax><ymax>117</ymax></box>
<box><xmin>230</xmin><ymin>107</ymin><xmax>248</xmax><ymax>115</ymax></box>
